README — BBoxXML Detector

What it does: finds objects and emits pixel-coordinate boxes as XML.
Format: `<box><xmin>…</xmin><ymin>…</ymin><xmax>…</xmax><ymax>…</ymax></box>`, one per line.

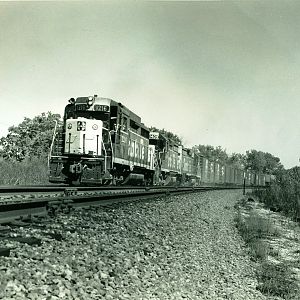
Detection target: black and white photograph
<box><xmin>0</xmin><ymin>1</ymin><xmax>300</xmax><ymax>299</ymax></box>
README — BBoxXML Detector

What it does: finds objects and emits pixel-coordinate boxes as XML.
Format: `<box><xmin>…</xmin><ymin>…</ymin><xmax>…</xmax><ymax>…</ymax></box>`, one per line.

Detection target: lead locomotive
<box><xmin>48</xmin><ymin>95</ymin><xmax>267</xmax><ymax>186</ymax></box>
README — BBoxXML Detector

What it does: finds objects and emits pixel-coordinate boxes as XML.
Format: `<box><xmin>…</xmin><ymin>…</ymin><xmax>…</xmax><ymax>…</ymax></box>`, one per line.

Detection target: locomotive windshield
<box><xmin>74</xmin><ymin>111</ymin><xmax>108</xmax><ymax>119</ymax></box>
<box><xmin>74</xmin><ymin>111</ymin><xmax>110</xmax><ymax>128</ymax></box>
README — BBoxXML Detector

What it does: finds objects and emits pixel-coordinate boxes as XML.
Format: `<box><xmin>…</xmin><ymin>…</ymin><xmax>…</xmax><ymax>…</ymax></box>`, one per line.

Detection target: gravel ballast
<box><xmin>0</xmin><ymin>190</ymin><xmax>268</xmax><ymax>299</ymax></box>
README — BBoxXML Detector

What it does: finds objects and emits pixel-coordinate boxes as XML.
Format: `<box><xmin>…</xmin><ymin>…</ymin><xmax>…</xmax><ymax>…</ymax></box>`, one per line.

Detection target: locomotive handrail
<box><xmin>108</xmin><ymin>129</ymin><xmax>114</xmax><ymax>168</ymax></box>
<box><xmin>101</xmin><ymin>140</ymin><xmax>107</xmax><ymax>172</ymax></box>
<box><xmin>48</xmin><ymin>120</ymin><xmax>58</xmax><ymax>168</ymax></box>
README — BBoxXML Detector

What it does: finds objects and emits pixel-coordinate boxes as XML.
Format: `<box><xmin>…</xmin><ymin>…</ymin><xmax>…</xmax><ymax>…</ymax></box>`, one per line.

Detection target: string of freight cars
<box><xmin>48</xmin><ymin>95</ymin><xmax>271</xmax><ymax>187</ymax></box>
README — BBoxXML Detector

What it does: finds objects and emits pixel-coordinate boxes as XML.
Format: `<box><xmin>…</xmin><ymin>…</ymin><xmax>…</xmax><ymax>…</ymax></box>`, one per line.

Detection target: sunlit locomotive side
<box><xmin>49</xmin><ymin>96</ymin><xmax>155</xmax><ymax>185</ymax></box>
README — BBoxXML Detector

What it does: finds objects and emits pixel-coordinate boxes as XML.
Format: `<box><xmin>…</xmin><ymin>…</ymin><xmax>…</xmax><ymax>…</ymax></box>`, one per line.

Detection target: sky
<box><xmin>0</xmin><ymin>1</ymin><xmax>300</xmax><ymax>168</ymax></box>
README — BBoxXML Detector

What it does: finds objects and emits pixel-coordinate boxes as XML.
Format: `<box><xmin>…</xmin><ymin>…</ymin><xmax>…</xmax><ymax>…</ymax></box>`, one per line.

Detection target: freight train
<box><xmin>48</xmin><ymin>95</ymin><xmax>269</xmax><ymax>186</ymax></box>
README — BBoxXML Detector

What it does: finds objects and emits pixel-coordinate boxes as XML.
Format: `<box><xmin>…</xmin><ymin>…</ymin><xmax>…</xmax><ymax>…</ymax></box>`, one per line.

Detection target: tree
<box><xmin>245</xmin><ymin>150</ymin><xmax>282</xmax><ymax>174</ymax></box>
<box><xmin>264</xmin><ymin>152</ymin><xmax>283</xmax><ymax>174</ymax></box>
<box><xmin>245</xmin><ymin>150</ymin><xmax>266</xmax><ymax>172</ymax></box>
<box><xmin>193</xmin><ymin>145</ymin><xmax>229</xmax><ymax>164</ymax></box>
<box><xmin>213</xmin><ymin>146</ymin><xmax>229</xmax><ymax>163</ymax></box>
<box><xmin>149</xmin><ymin>126</ymin><xmax>182</xmax><ymax>145</ymax></box>
<box><xmin>0</xmin><ymin>112</ymin><xmax>61</xmax><ymax>161</ymax></box>
<box><xmin>228</xmin><ymin>152</ymin><xmax>246</xmax><ymax>168</ymax></box>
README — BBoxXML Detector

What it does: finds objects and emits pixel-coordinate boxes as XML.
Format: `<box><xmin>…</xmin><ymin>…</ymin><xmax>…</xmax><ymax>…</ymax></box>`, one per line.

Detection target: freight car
<box><xmin>48</xmin><ymin>95</ymin><xmax>267</xmax><ymax>186</ymax></box>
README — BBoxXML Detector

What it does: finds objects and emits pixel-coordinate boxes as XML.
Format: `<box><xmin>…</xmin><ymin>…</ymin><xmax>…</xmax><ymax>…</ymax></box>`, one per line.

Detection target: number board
<box><xmin>75</xmin><ymin>104</ymin><xmax>87</xmax><ymax>111</ymax></box>
<box><xmin>94</xmin><ymin>105</ymin><xmax>110</xmax><ymax>112</ymax></box>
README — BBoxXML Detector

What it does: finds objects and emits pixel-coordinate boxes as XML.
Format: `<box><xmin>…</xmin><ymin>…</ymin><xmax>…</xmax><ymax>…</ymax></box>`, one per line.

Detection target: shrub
<box><xmin>254</xmin><ymin>170</ymin><xmax>300</xmax><ymax>222</ymax></box>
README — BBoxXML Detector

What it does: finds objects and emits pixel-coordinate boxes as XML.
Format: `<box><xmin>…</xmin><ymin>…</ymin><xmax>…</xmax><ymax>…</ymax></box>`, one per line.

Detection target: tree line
<box><xmin>0</xmin><ymin>113</ymin><xmax>283</xmax><ymax>175</ymax></box>
<box><xmin>0</xmin><ymin>112</ymin><xmax>61</xmax><ymax>161</ymax></box>
<box><xmin>193</xmin><ymin>145</ymin><xmax>283</xmax><ymax>175</ymax></box>
<box><xmin>151</xmin><ymin>128</ymin><xmax>283</xmax><ymax>175</ymax></box>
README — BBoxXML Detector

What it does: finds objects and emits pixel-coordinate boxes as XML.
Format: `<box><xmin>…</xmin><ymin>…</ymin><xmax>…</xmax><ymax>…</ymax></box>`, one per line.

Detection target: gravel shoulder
<box><xmin>236</xmin><ymin>194</ymin><xmax>300</xmax><ymax>299</ymax></box>
<box><xmin>0</xmin><ymin>190</ymin><xmax>267</xmax><ymax>300</ymax></box>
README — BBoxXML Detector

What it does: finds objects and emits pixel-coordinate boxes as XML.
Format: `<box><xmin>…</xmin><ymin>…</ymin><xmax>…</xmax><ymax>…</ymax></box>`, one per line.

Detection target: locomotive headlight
<box><xmin>67</xmin><ymin>123</ymin><xmax>72</xmax><ymax>129</ymax></box>
<box><xmin>87</xmin><ymin>96</ymin><xmax>94</xmax><ymax>106</ymax></box>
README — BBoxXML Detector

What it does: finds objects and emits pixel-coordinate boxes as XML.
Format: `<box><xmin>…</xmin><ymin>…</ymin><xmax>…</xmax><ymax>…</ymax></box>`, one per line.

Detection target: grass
<box><xmin>235</xmin><ymin>211</ymin><xmax>278</xmax><ymax>261</ymax></box>
<box><xmin>257</xmin><ymin>262</ymin><xmax>298</xmax><ymax>298</ymax></box>
<box><xmin>235</xmin><ymin>207</ymin><xmax>299</xmax><ymax>298</ymax></box>
<box><xmin>235</xmin><ymin>211</ymin><xmax>280</xmax><ymax>243</ymax></box>
<box><xmin>0</xmin><ymin>157</ymin><xmax>49</xmax><ymax>185</ymax></box>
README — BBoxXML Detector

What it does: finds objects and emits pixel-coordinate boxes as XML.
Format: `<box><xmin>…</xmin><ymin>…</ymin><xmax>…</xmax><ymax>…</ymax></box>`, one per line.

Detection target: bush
<box><xmin>254</xmin><ymin>170</ymin><xmax>300</xmax><ymax>222</ymax></box>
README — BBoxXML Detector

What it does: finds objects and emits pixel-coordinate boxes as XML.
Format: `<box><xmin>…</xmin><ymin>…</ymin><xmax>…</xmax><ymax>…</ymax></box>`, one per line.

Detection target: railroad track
<box><xmin>0</xmin><ymin>185</ymin><xmax>246</xmax><ymax>224</ymax></box>
<box><xmin>0</xmin><ymin>185</ymin><xmax>258</xmax><ymax>260</ymax></box>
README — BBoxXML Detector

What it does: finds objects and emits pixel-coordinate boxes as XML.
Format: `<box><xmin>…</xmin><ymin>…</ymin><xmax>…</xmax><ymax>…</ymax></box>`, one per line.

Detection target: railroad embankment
<box><xmin>235</xmin><ymin>195</ymin><xmax>300</xmax><ymax>299</ymax></box>
<box><xmin>0</xmin><ymin>190</ymin><xmax>281</xmax><ymax>299</ymax></box>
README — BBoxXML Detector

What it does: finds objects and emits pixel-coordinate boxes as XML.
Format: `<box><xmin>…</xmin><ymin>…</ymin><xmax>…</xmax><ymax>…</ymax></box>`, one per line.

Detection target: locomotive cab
<box><xmin>49</xmin><ymin>95</ymin><xmax>154</xmax><ymax>185</ymax></box>
<box><xmin>49</xmin><ymin>96</ymin><xmax>114</xmax><ymax>184</ymax></box>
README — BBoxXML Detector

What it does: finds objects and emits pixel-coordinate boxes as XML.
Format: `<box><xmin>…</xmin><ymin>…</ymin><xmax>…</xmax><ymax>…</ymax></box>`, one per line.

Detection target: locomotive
<box><xmin>48</xmin><ymin>95</ymin><xmax>267</xmax><ymax>186</ymax></box>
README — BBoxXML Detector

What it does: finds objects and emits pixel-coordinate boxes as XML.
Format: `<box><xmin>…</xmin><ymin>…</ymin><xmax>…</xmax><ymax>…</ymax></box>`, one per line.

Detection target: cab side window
<box><xmin>130</xmin><ymin>119</ymin><xmax>140</xmax><ymax>133</ymax></box>
<box><xmin>122</xmin><ymin>117</ymin><xmax>128</xmax><ymax>131</ymax></box>
<box><xmin>110</xmin><ymin>106</ymin><xmax>118</xmax><ymax>131</ymax></box>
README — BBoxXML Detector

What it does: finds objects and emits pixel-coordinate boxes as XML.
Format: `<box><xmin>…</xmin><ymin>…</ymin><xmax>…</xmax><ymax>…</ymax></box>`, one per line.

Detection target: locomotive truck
<box><xmin>48</xmin><ymin>95</ymin><xmax>267</xmax><ymax>186</ymax></box>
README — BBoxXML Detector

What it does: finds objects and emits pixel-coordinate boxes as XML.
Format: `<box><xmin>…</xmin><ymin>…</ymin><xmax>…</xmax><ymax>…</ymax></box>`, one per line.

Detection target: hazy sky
<box><xmin>1</xmin><ymin>1</ymin><xmax>300</xmax><ymax>168</ymax></box>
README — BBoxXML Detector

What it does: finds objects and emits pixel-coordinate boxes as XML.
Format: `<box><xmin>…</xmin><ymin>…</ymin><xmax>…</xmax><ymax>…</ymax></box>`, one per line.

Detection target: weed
<box><xmin>0</xmin><ymin>157</ymin><xmax>48</xmax><ymax>185</ymax></box>
<box><xmin>235</xmin><ymin>211</ymin><xmax>280</xmax><ymax>243</ymax></box>
<box><xmin>248</xmin><ymin>239</ymin><xmax>269</xmax><ymax>261</ymax></box>
<box><xmin>235</xmin><ymin>208</ymin><xmax>299</xmax><ymax>298</ymax></box>
<box><xmin>257</xmin><ymin>262</ymin><xmax>299</xmax><ymax>298</ymax></box>
<box><xmin>235</xmin><ymin>211</ymin><xmax>270</xmax><ymax>260</ymax></box>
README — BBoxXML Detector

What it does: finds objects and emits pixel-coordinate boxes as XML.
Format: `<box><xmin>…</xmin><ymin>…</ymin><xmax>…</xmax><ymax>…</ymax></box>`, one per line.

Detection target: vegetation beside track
<box><xmin>0</xmin><ymin>157</ymin><xmax>48</xmax><ymax>185</ymax></box>
<box><xmin>253</xmin><ymin>167</ymin><xmax>300</xmax><ymax>222</ymax></box>
<box><xmin>235</xmin><ymin>196</ymin><xmax>300</xmax><ymax>299</ymax></box>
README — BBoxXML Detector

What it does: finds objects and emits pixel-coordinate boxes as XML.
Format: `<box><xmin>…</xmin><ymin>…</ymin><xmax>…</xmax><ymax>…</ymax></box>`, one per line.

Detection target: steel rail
<box><xmin>0</xmin><ymin>184</ymin><xmax>247</xmax><ymax>194</ymax></box>
<box><xmin>0</xmin><ymin>186</ymin><xmax>244</xmax><ymax>224</ymax></box>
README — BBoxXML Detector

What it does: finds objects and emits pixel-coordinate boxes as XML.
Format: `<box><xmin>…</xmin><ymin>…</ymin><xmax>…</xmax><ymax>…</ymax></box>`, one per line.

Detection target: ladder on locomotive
<box><xmin>50</xmin><ymin>125</ymin><xmax>64</xmax><ymax>157</ymax></box>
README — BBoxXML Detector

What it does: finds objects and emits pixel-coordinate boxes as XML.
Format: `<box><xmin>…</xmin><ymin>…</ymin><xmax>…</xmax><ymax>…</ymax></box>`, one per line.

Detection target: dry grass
<box><xmin>235</xmin><ymin>206</ymin><xmax>298</xmax><ymax>298</ymax></box>
<box><xmin>257</xmin><ymin>262</ymin><xmax>298</xmax><ymax>298</ymax></box>
<box><xmin>235</xmin><ymin>211</ymin><xmax>276</xmax><ymax>261</ymax></box>
<box><xmin>0</xmin><ymin>157</ymin><xmax>49</xmax><ymax>185</ymax></box>
<box><xmin>235</xmin><ymin>211</ymin><xmax>280</xmax><ymax>243</ymax></box>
